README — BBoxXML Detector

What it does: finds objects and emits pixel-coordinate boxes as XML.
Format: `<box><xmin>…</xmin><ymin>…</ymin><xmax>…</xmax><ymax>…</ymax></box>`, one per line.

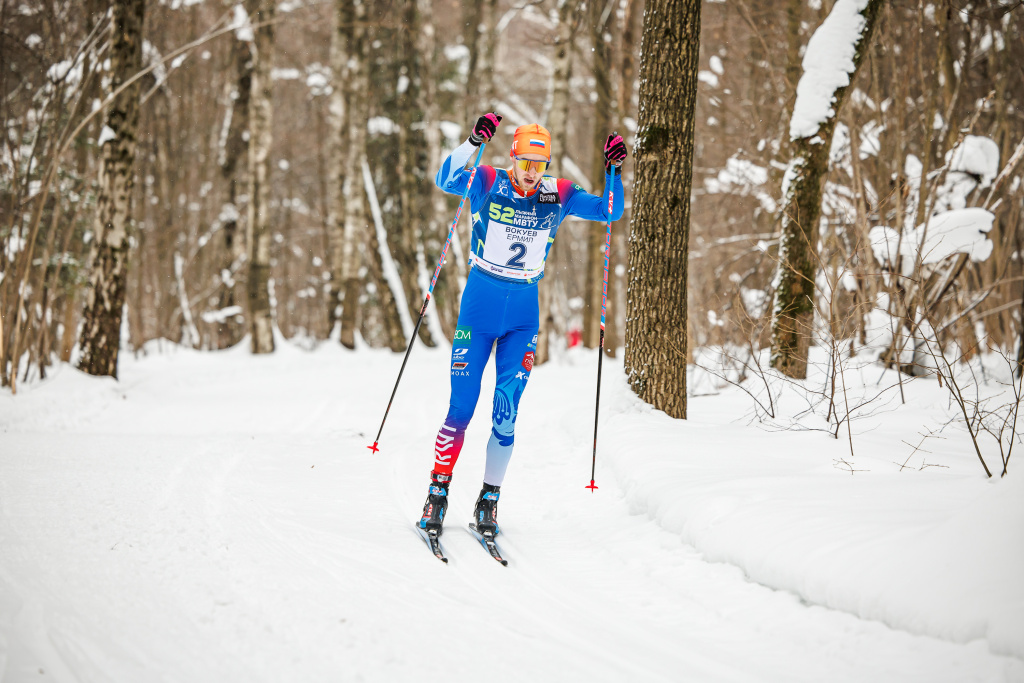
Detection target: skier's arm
<box><xmin>435</xmin><ymin>139</ymin><xmax>497</xmax><ymax>203</ymax></box>
<box><xmin>435</xmin><ymin>114</ymin><xmax>502</xmax><ymax>201</ymax></box>
<box><xmin>557</xmin><ymin>170</ymin><xmax>625</xmax><ymax>223</ymax></box>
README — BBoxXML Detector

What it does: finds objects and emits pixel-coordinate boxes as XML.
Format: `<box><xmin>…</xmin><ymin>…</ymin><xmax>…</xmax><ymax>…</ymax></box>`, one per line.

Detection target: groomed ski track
<box><xmin>0</xmin><ymin>340</ymin><xmax>1018</xmax><ymax>682</ymax></box>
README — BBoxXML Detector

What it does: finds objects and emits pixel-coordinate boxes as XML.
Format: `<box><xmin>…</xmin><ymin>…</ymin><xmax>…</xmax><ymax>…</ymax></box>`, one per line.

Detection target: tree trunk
<box><xmin>584</xmin><ymin>0</ymin><xmax>616</xmax><ymax>352</ymax></box>
<box><xmin>623</xmin><ymin>0</ymin><xmax>702</xmax><ymax>420</ymax></box>
<box><xmin>245</xmin><ymin>0</ymin><xmax>275</xmax><ymax>354</ymax></box>
<box><xmin>338</xmin><ymin>0</ymin><xmax>368</xmax><ymax>350</ymax></box>
<box><xmin>417</xmin><ymin>0</ymin><xmax>462</xmax><ymax>342</ymax></box>
<box><xmin>77</xmin><ymin>0</ymin><xmax>146</xmax><ymax>378</ymax></box>
<box><xmin>770</xmin><ymin>0</ymin><xmax>883</xmax><ymax>379</ymax></box>
<box><xmin>338</xmin><ymin>0</ymin><xmax>404</xmax><ymax>352</ymax></box>
<box><xmin>465</xmin><ymin>0</ymin><xmax>498</xmax><ymax>112</ymax></box>
<box><xmin>537</xmin><ymin>0</ymin><xmax>580</xmax><ymax>365</ymax></box>
<box><xmin>326</xmin><ymin>0</ymin><xmax>352</xmax><ymax>340</ymax></box>
<box><xmin>395</xmin><ymin>0</ymin><xmax>435</xmax><ymax>346</ymax></box>
<box><xmin>215</xmin><ymin>27</ymin><xmax>254</xmax><ymax>349</ymax></box>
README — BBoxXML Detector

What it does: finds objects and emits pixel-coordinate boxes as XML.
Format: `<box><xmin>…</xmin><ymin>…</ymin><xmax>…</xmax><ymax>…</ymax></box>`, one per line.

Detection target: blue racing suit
<box><xmin>431</xmin><ymin>139</ymin><xmax>624</xmax><ymax>486</ymax></box>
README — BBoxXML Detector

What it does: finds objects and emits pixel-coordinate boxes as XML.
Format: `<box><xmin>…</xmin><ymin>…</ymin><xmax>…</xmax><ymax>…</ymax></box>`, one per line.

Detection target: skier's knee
<box><xmin>490</xmin><ymin>425</ymin><xmax>514</xmax><ymax>447</ymax></box>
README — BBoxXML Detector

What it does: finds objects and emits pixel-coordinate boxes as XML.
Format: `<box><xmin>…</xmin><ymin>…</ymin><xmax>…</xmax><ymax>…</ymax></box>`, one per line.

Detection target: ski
<box><xmin>469</xmin><ymin>523</ymin><xmax>508</xmax><ymax>566</ymax></box>
<box><xmin>415</xmin><ymin>525</ymin><xmax>448</xmax><ymax>564</ymax></box>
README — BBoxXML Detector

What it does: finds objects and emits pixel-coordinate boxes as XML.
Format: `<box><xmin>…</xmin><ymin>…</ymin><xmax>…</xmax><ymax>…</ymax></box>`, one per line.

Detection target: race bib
<box><xmin>477</xmin><ymin>203</ymin><xmax>550</xmax><ymax>280</ymax></box>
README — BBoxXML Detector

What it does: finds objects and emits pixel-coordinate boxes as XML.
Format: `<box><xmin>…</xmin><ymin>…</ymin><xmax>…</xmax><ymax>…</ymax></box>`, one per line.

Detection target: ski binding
<box><xmin>469</xmin><ymin>523</ymin><xmax>508</xmax><ymax>566</ymax></box>
<box><xmin>416</xmin><ymin>525</ymin><xmax>448</xmax><ymax>564</ymax></box>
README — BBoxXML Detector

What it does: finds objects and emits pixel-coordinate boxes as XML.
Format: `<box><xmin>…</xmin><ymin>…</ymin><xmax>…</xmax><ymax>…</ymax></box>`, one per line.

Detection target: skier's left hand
<box><xmin>604</xmin><ymin>132</ymin><xmax>627</xmax><ymax>171</ymax></box>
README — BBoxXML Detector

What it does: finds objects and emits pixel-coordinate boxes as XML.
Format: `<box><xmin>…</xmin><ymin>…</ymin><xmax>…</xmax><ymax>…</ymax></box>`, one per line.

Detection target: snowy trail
<box><xmin>1</xmin><ymin>342</ymin><xmax>1020</xmax><ymax>682</ymax></box>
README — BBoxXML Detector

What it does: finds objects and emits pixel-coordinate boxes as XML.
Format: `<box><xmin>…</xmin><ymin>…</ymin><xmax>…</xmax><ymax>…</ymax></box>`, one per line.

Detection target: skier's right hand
<box><xmin>469</xmin><ymin>113</ymin><xmax>502</xmax><ymax>146</ymax></box>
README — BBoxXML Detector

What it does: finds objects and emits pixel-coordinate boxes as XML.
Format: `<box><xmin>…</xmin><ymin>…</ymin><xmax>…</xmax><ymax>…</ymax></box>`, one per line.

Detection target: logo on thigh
<box><xmin>522</xmin><ymin>351</ymin><xmax>535</xmax><ymax>371</ymax></box>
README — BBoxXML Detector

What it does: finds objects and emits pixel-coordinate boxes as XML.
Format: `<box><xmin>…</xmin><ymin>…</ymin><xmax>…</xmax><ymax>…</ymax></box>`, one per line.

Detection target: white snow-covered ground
<box><xmin>1</xmin><ymin>337</ymin><xmax>1022</xmax><ymax>682</ymax></box>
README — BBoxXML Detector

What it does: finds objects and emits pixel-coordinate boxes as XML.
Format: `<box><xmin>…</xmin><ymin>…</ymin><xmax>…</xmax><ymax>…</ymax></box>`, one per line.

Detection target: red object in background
<box><xmin>567</xmin><ymin>328</ymin><xmax>581</xmax><ymax>348</ymax></box>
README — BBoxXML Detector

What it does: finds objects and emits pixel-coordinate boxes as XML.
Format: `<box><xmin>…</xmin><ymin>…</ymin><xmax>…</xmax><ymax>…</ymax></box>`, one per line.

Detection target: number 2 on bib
<box><xmin>506</xmin><ymin>242</ymin><xmax>527</xmax><ymax>268</ymax></box>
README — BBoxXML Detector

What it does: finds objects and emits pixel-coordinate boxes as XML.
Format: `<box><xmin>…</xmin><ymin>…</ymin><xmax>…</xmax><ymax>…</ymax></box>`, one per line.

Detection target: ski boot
<box><xmin>418</xmin><ymin>472</ymin><xmax>451</xmax><ymax>535</ymax></box>
<box><xmin>472</xmin><ymin>483</ymin><xmax>501</xmax><ymax>535</ymax></box>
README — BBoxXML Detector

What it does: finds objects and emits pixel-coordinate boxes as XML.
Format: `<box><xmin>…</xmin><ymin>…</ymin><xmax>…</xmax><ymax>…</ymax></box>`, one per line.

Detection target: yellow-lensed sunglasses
<box><xmin>513</xmin><ymin>157</ymin><xmax>550</xmax><ymax>174</ymax></box>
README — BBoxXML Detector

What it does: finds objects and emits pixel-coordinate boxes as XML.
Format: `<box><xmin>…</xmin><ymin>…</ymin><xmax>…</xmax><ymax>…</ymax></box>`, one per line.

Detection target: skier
<box><xmin>418</xmin><ymin>113</ymin><xmax>628</xmax><ymax>539</ymax></box>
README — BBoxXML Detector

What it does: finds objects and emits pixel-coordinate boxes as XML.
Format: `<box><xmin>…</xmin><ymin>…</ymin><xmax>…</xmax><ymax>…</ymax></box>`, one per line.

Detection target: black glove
<box><xmin>604</xmin><ymin>132</ymin><xmax>627</xmax><ymax>172</ymax></box>
<box><xmin>469</xmin><ymin>113</ymin><xmax>502</xmax><ymax>146</ymax></box>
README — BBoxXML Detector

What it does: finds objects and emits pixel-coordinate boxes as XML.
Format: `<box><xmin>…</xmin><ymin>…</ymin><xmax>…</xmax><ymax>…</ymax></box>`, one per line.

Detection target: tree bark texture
<box><xmin>415</xmin><ymin>0</ymin><xmax>460</xmax><ymax>341</ymax></box>
<box><xmin>339</xmin><ymin>0</ymin><xmax>368</xmax><ymax>350</ymax></box>
<box><xmin>583</xmin><ymin>0</ymin><xmax>616</xmax><ymax>351</ymax></box>
<box><xmin>245</xmin><ymin>0</ymin><xmax>275</xmax><ymax>354</ymax></box>
<box><xmin>770</xmin><ymin>0</ymin><xmax>882</xmax><ymax>379</ymax></box>
<box><xmin>623</xmin><ymin>0</ymin><xmax>702</xmax><ymax>420</ymax></box>
<box><xmin>536</xmin><ymin>0</ymin><xmax>579</xmax><ymax>365</ymax></box>
<box><xmin>215</xmin><ymin>29</ymin><xmax>254</xmax><ymax>349</ymax></box>
<box><xmin>395</xmin><ymin>0</ymin><xmax>435</xmax><ymax>346</ymax></box>
<box><xmin>77</xmin><ymin>0</ymin><xmax>146</xmax><ymax>378</ymax></box>
<box><xmin>326</xmin><ymin>0</ymin><xmax>351</xmax><ymax>339</ymax></box>
<box><xmin>465</xmin><ymin>0</ymin><xmax>498</xmax><ymax>113</ymax></box>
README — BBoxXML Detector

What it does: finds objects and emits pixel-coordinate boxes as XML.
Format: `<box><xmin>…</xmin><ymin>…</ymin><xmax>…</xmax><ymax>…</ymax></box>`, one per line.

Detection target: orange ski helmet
<box><xmin>510</xmin><ymin>124</ymin><xmax>552</xmax><ymax>160</ymax></box>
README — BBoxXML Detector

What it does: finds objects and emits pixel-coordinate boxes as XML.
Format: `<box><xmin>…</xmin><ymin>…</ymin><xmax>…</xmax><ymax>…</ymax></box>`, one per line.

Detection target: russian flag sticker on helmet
<box><xmin>511</xmin><ymin>124</ymin><xmax>552</xmax><ymax>160</ymax></box>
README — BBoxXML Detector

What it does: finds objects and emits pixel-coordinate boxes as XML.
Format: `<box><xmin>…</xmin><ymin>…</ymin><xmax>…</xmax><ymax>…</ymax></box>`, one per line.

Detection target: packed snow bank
<box><xmin>599</xmin><ymin>352</ymin><xmax>1024</xmax><ymax>661</ymax></box>
<box><xmin>1</xmin><ymin>342</ymin><xmax>1022</xmax><ymax>680</ymax></box>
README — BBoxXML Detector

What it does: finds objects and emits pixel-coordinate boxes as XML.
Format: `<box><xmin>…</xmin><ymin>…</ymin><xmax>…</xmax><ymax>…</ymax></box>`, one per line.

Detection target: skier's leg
<box><xmin>432</xmin><ymin>334</ymin><xmax>492</xmax><ymax>475</ymax></box>
<box><xmin>431</xmin><ymin>271</ymin><xmax>501</xmax><ymax>477</ymax></box>
<box><xmin>483</xmin><ymin>326</ymin><xmax>539</xmax><ymax>486</ymax></box>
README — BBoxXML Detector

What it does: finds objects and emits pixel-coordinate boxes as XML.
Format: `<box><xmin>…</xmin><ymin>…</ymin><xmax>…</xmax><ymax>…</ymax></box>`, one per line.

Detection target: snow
<box><xmin>200</xmin><ymin>305</ymin><xmax>243</xmax><ymax>324</ymax></box>
<box><xmin>790</xmin><ymin>0</ymin><xmax>871</xmax><ymax>140</ymax></box>
<box><xmin>698</xmin><ymin>70</ymin><xmax>720</xmax><ymax>88</ymax></box>
<box><xmin>96</xmin><ymin>125</ymin><xmax>117</xmax><ymax>146</ymax></box>
<box><xmin>871</xmin><ymin>208</ymin><xmax>995</xmax><ymax>274</ymax></box>
<box><xmin>947</xmin><ymin>135</ymin><xmax>1000</xmax><ymax>186</ymax></box>
<box><xmin>914</xmin><ymin>208</ymin><xmax>996</xmax><ymax>263</ymax></box>
<box><xmin>270</xmin><ymin>68</ymin><xmax>302</xmax><ymax>81</ymax></box>
<box><xmin>229</xmin><ymin>4</ymin><xmax>253</xmax><ymax>42</ymax></box>
<box><xmin>304</xmin><ymin>71</ymin><xmax>330</xmax><ymax>97</ymax></box>
<box><xmin>1</xmin><ymin>341</ymin><xmax>1023</xmax><ymax>681</ymax></box>
<box><xmin>704</xmin><ymin>156</ymin><xmax>777</xmax><ymax>214</ymax></box>
<box><xmin>367</xmin><ymin>117</ymin><xmax>398</xmax><ymax>136</ymax></box>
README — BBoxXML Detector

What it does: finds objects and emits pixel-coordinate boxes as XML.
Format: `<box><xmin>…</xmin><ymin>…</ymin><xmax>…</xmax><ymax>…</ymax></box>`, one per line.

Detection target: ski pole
<box><xmin>587</xmin><ymin>174</ymin><xmax>614</xmax><ymax>491</ymax></box>
<box><xmin>368</xmin><ymin>143</ymin><xmax>486</xmax><ymax>454</ymax></box>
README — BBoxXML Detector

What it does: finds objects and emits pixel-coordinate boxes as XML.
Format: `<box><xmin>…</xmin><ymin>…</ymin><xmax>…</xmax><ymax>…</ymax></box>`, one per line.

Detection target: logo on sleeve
<box><xmin>538</xmin><ymin>192</ymin><xmax>559</xmax><ymax>204</ymax></box>
<box><xmin>522</xmin><ymin>351</ymin><xmax>535</xmax><ymax>371</ymax></box>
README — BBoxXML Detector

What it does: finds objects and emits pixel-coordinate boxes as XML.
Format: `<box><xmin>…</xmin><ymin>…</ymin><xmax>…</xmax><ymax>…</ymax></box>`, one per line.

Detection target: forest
<box><xmin>3</xmin><ymin>1</ymin><xmax>1024</xmax><ymax>676</ymax></box>
<box><xmin>1</xmin><ymin>0</ymin><xmax>1022</xmax><ymax>406</ymax></box>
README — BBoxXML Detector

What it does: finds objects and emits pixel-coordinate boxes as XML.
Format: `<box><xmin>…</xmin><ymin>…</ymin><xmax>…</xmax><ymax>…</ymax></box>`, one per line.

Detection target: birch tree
<box><xmin>77</xmin><ymin>0</ymin><xmax>146</xmax><ymax>377</ymax></box>
<box><xmin>214</xmin><ymin>19</ymin><xmax>255</xmax><ymax>349</ymax></box>
<box><xmin>623</xmin><ymin>0</ymin><xmax>702</xmax><ymax>420</ymax></box>
<box><xmin>395</xmin><ymin>0</ymin><xmax>436</xmax><ymax>346</ymax></box>
<box><xmin>583</xmin><ymin>0</ymin><xmax>618</xmax><ymax>352</ymax></box>
<box><xmin>464</xmin><ymin>0</ymin><xmax>498</xmax><ymax>114</ymax></box>
<box><xmin>245</xmin><ymin>0</ymin><xmax>275</xmax><ymax>354</ymax></box>
<box><xmin>769</xmin><ymin>0</ymin><xmax>883</xmax><ymax>379</ymax></box>
<box><xmin>536</xmin><ymin>0</ymin><xmax>580</xmax><ymax>365</ymax></box>
<box><xmin>326</xmin><ymin>0</ymin><xmax>352</xmax><ymax>339</ymax></box>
